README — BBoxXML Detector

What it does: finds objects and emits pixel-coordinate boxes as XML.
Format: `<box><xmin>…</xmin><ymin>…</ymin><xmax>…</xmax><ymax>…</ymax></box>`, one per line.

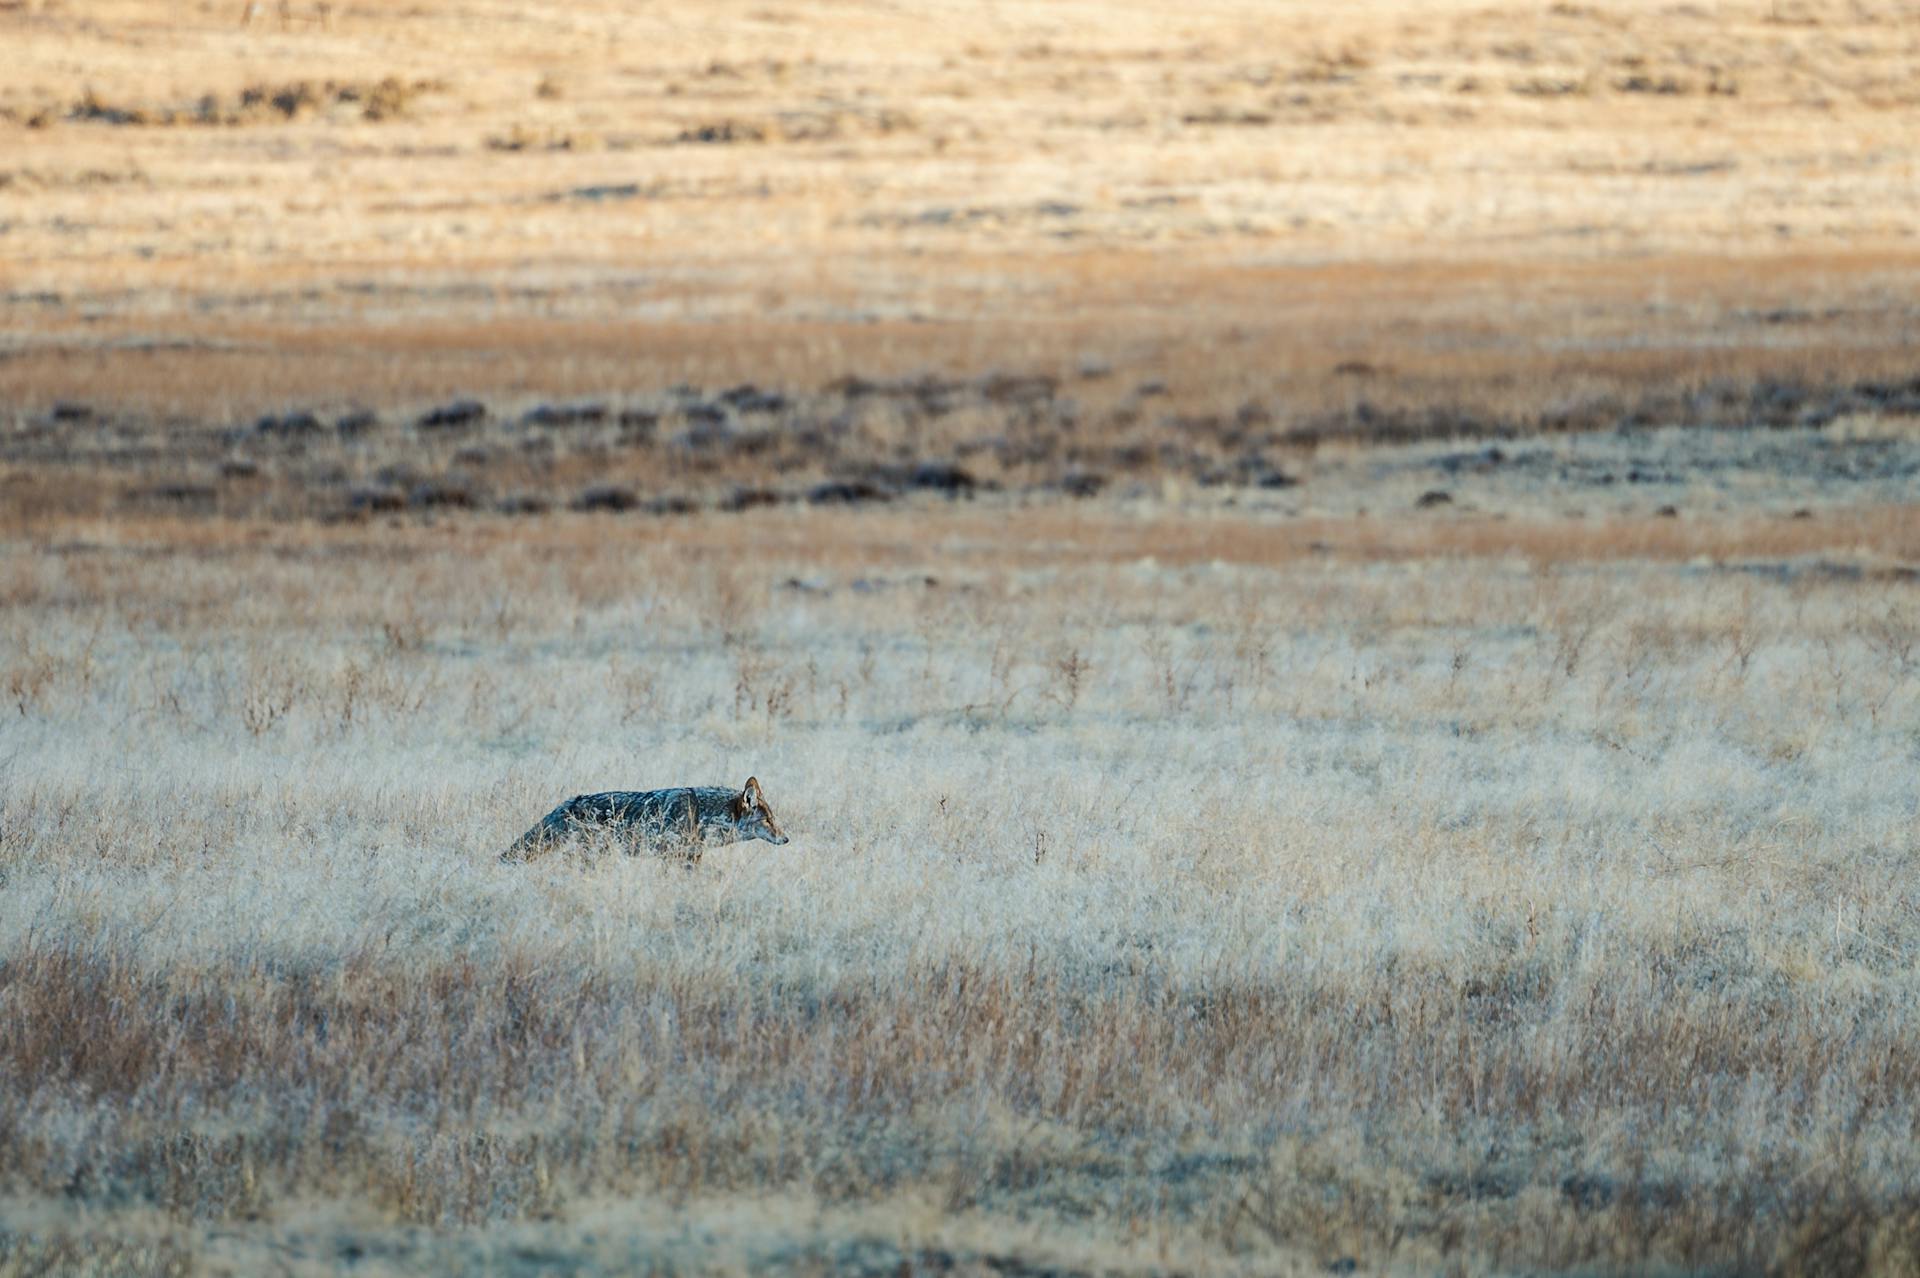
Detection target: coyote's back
<box><xmin>501</xmin><ymin>776</ymin><xmax>788</xmax><ymax>863</ymax></box>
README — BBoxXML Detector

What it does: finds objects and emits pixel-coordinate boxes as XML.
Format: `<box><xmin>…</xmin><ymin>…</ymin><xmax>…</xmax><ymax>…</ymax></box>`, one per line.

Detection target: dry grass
<box><xmin>7</xmin><ymin>2</ymin><xmax>1920</xmax><ymax>1272</ymax></box>
<box><xmin>4</xmin><ymin>0</ymin><xmax>1920</xmax><ymax>420</ymax></box>
<box><xmin>10</xmin><ymin>389</ymin><xmax>1920</xmax><ymax>529</ymax></box>
<box><xmin>4</xmin><ymin>494</ymin><xmax>1920</xmax><ymax>1273</ymax></box>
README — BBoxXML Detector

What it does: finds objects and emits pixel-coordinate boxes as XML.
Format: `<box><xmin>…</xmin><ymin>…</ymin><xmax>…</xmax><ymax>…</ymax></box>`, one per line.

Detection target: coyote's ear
<box><xmin>742</xmin><ymin>776</ymin><xmax>762</xmax><ymax>804</ymax></box>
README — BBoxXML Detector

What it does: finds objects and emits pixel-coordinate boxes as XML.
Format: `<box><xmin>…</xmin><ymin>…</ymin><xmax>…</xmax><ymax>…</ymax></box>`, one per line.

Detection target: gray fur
<box><xmin>502</xmin><ymin>777</ymin><xmax>787</xmax><ymax>863</ymax></box>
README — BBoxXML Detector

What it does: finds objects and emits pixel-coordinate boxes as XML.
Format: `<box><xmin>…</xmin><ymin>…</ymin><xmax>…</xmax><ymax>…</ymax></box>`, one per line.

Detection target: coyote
<box><xmin>501</xmin><ymin>776</ymin><xmax>788</xmax><ymax>863</ymax></box>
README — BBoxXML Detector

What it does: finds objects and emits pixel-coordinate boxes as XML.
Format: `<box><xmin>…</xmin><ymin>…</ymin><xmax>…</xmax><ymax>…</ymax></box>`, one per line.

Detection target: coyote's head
<box><xmin>732</xmin><ymin>776</ymin><xmax>789</xmax><ymax>845</ymax></box>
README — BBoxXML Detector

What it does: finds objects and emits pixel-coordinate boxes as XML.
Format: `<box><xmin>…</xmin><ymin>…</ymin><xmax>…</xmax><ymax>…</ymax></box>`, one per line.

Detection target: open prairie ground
<box><xmin>6</xmin><ymin>0</ymin><xmax>1920</xmax><ymax>1275</ymax></box>
<box><xmin>5</xmin><ymin>0</ymin><xmax>1920</xmax><ymax>431</ymax></box>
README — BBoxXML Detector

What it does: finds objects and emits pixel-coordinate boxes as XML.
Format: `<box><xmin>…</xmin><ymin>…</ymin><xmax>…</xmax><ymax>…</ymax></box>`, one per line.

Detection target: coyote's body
<box><xmin>502</xmin><ymin>776</ymin><xmax>787</xmax><ymax>863</ymax></box>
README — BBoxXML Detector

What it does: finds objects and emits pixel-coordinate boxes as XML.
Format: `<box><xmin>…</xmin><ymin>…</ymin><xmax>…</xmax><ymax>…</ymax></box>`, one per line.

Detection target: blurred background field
<box><xmin>4</xmin><ymin>0</ymin><xmax>1920</xmax><ymax>418</ymax></box>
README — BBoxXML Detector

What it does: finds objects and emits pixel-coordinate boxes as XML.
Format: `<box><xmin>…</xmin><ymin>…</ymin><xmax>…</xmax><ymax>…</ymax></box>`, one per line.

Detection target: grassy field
<box><xmin>6</xmin><ymin>1</ymin><xmax>1920</xmax><ymax>1274</ymax></box>
<box><xmin>5</xmin><ymin>461</ymin><xmax>1920</xmax><ymax>1273</ymax></box>
<box><xmin>5</xmin><ymin>0</ymin><xmax>1920</xmax><ymax>420</ymax></box>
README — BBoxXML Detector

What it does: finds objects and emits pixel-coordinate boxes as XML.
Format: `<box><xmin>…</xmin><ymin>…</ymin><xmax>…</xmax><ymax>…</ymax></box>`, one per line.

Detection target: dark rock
<box><xmin>722</xmin><ymin>486</ymin><xmax>783</xmax><ymax>512</ymax></box>
<box><xmin>256</xmin><ymin>410</ymin><xmax>323</xmax><ymax>437</ymax></box>
<box><xmin>348</xmin><ymin>485</ymin><xmax>406</xmax><ymax>513</ymax></box>
<box><xmin>907</xmin><ymin>461</ymin><xmax>977</xmax><ymax>495</ymax></box>
<box><xmin>675</xmin><ymin>418</ymin><xmax>734</xmax><ymax>451</ymax></box>
<box><xmin>1434</xmin><ymin>446</ymin><xmax>1507</xmax><ymax>474</ymax></box>
<box><xmin>1747</xmin><ymin>379</ymin><xmax>1807</xmax><ymax>425</ymax></box>
<box><xmin>719</xmin><ymin>384</ymin><xmax>789</xmax><ymax>414</ymax></box>
<box><xmin>807</xmin><ymin>480</ymin><xmax>894</xmax><ymax>505</ymax></box>
<box><xmin>1560</xmin><ymin>1175</ymin><xmax>1616</xmax><ymax>1211</ymax></box>
<box><xmin>644</xmin><ymin>494</ymin><xmax>699</xmax><ymax>516</ymax></box>
<box><xmin>136</xmin><ymin>482</ymin><xmax>216</xmax><ymax>504</ymax></box>
<box><xmin>908</xmin><ymin>379</ymin><xmax>963</xmax><ymax>416</ymax></box>
<box><xmin>823</xmin><ymin>375</ymin><xmax>880</xmax><ymax>398</ymax></box>
<box><xmin>408</xmin><ymin>479</ymin><xmax>477</xmax><ymax>509</ymax></box>
<box><xmin>496</xmin><ymin>494</ymin><xmax>551</xmax><ymax>516</ymax></box>
<box><xmin>523</xmin><ymin>402</ymin><xmax>608</xmax><ymax>427</ymax></box>
<box><xmin>1854</xmin><ymin>378</ymin><xmax>1920</xmax><ymax>406</ymax></box>
<box><xmin>1416</xmin><ymin>489</ymin><xmax>1453</xmax><ymax>508</ymax></box>
<box><xmin>571</xmin><ymin>485</ymin><xmax>639</xmax><ymax>513</ymax></box>
<box><xmin>678</xmin><ymin>119</ymin><xmax>765</xmax><ymax>144</ymax></box>
<box><xmin>417</xmin><ymin>400</ymin><xmax>486</xmax><ymax>430</ymax></box>
<box><xmin>568</xmin><ymin>183</ymin><xmax>642</xmax><ymax>202</ymax></box>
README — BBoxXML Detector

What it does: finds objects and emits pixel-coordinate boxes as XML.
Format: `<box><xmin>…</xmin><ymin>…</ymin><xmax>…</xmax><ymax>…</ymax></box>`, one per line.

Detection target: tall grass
<box><xmin>3</xmin><ymin>505</ymin><xmax>1919</xmax><ymax>1272</ymax></box>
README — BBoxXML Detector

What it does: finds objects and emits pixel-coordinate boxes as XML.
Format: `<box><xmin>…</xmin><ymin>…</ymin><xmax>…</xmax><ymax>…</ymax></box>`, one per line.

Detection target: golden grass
<box><xmin>16</xmin><ymin>499</ymin><xmax>1919</xmax><ymax>572</ymax></box>
<box><xmin>4</xmin><ymin>1</ymin><xmax>1920</xmax><ymax>417</ymax></box>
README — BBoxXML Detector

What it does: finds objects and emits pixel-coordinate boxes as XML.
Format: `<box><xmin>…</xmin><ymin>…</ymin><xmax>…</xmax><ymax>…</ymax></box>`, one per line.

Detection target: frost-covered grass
<box><xmin>3</xmin><ymin>505</ymin><xmax>1919</xmax><ymax>1275</ymax></box>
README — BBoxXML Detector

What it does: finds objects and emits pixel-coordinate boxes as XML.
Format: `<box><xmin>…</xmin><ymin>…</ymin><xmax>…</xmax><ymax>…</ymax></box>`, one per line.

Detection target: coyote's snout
<box><xmin>501</xmin><ymin>776</ymin><xmax>788</xmax><ymax>864</ymax></box>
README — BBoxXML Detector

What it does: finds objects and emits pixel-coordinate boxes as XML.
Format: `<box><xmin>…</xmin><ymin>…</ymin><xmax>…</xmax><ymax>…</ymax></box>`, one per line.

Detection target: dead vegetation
<box><xmin>6</xmin><ymin>363</ymin><xmax>1920</xmax><ymax>524</ymax></box>
<box><xmin>4</xmin><ymin>1</ymin><xmax>1920</xmax><ymax>422</ymax></box>
<box><xmin>12</xmin><ymin>76</ymin><xmax>440</xmax><ymax>128</ymax></box>
<box><xmin>2</xmin><ymin>501</ymin><xmax>1919</xmax><ymax>1272</ymax></box>
<box><xmin>4</xmin><ymin>2</ymin><xmax>1920</xmax><ymax>1269</ymax></box>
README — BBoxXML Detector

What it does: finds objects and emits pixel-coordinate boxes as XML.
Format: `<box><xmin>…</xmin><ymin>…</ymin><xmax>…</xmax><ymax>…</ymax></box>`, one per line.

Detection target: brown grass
<box><xmin>6</xmin><ymin>2</ymin><xmax>1920</xmax><ymax>1270</ymax></box>
<box><xmin>4</xmin><ymin>1</ymin><xmax>1920</xmax><ymax>420</ymax></box>
<box><xmin>13</xmin><ymin>501</ymin><xmax>1919</xmax><ymax>571</ymax></box>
